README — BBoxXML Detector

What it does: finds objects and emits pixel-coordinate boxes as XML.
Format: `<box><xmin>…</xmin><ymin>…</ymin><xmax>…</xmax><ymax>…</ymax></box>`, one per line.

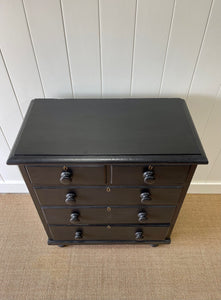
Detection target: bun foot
<box><xmin>151</xmin><ymin>244</ymin><xmax>159</xmax><ymax>247</ymax></box>
<box><xmin>58</xmin><ymin>244</ymin><xmax>66</xmax><ymax>247</ymax></box>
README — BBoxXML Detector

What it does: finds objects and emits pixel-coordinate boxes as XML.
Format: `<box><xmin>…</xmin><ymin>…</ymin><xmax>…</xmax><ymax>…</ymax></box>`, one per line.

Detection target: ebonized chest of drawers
<box><xmin>7</xmin><ymin>98</ymin><xmax>208</xmax><ymax>247</ymax></box>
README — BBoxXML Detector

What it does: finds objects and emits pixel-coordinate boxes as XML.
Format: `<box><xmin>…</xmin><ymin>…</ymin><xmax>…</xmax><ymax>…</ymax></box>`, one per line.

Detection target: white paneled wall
<box><xmin>0</xmin><ymin>0</ymin><xmax>220</xmax><ymax>193</ymax></box>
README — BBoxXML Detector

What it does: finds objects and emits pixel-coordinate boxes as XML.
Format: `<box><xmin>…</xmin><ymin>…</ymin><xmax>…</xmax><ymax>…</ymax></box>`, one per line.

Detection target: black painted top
<box><xmin>7</xmin><ymin>98</ymin><xmax>208</xmax><ymax>164</ymax></box>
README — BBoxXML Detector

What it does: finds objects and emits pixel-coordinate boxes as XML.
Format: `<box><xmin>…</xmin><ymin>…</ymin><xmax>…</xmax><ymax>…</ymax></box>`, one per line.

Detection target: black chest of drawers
<box><xmin>7</xmin><ymin>98</ymin><xmax>208</xmax><ymax>247</ymax></box>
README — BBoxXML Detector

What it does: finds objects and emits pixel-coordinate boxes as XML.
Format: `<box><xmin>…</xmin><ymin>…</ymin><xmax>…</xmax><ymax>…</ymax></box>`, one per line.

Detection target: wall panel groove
<box><xmin>158</xmin><ymin>0</ymin><xmax>176</xmax><ymax>96</ymax></box>
<box><xmin>0</xmin><ymin>0</ymin><xmax>220</xmax><ymax>192</ymax></box>
<box><xmin>22</xmin><ymin>0</ymin><xmax>46</xmax><ymax>98</ymax></box>
<box><xmin>186</xmin><ymin>0</ymin><xmax>214</xmax><ymax>100</ymax></box>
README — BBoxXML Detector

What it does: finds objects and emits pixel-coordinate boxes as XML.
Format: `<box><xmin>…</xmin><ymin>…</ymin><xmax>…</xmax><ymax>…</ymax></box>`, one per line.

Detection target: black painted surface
<box><xmin>35</xmin><ymin>187</ymin><xmax>182</xmax><ymax>206</ymax></box>
<box><xmin>7</xmin><ymin>98</ymin><xmax>208</xmax><ymax>164</ymax></box>
<box><xmin>112</xmin><ymin>165</ymin><xmax>189</xmax><ymax>185</ymax></box>
<box><xmin>49</xmin><ymin>225</ymin><xmax>170</xmax><ymax>241</ymax></box>
<box><xmin>6</xmin><ymin>98</ymin><xmax>208</xmax><ymax>246</ymax></box>
<box><xmin>27</xmin><ymin>165</ymin><xmax>106</xmax><ymax>186</ymax></box>
<box><xmin>43</xmin><ymin>205</ymin><xmax>176</xmax><ymax>225</ymax></box>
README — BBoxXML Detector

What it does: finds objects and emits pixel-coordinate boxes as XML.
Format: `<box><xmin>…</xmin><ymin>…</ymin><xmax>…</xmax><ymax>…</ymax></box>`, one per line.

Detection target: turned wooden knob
<box><xmin>140</xmin><ymin>191</ymin><xmax>151</xmax><ymax>203</ymax></box>
<box><xmin>75</xmin><ymin>230</ymin><xmax>83</xmax><ymax>240</ymax></box>
<box><xmin>143</xmin><ymin>170</ymin><xmax>155</xmax><ymax>184</ymax></box>
<box><xmin>138</xmin><ymin>211</ymin><xmax>147</xmax><ymax>223</ymax></box>
<box><xmin>70</xmin><ymin>211</ymin><xmax>80</xmax><ymax>224</ymax></box>
<box><xmin>65</xmin><ymin>193</ymin><xmax>76</xmax><ymax>205</ymax></box>
<box><xmin>135</xmin><ymin>230</ymin><xmax>143</xmax><ymax>241</ymax></box>
<box><xmin>60</xmin><ymin>169</ymin><xmax>72</xmax><ymax>185</ymax></box>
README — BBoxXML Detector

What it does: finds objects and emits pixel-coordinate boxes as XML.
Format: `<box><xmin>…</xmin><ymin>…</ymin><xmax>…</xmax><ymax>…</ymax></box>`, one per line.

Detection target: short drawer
<box><xmin>35</xmin><ymin>187</ymin><xmax>182</xmax><ymax>206</ymax></box>
<box><xmin>112</xmin><ymin>165</ymin><xmax>189</xmax><ymax>185</ymax></box>
<box><xmin>26</xmin><ymin>165</ymin><xmax>106</xmax><ymax>186</ymax></box>
<box><xmin>49</xmin><ymin>225</ymin><xmax>170</xmax><ymax>241</ymax></box>
<box><xmin>43</xmin><ymin>205</ymin><xmax>176</xmax><ymax>225</ymax></box>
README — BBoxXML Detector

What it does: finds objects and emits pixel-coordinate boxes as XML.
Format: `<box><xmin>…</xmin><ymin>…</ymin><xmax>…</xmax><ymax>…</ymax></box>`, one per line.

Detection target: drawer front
<box><xmin>49</xmin><ymin>225</ymin><xmax>169</xmax><ymax>241</ymax></box>
<box><xmin>112</xmin><ymin>165</ymin><xmax>189</xmax><ymax>185</ymax></box>
<box><xmin>43</xmin><ymin>206</ymin><xmax>176</xmax><ymax>225</ymax></box>
<box><xmin>35</xmin><ymin>187</ymin><xmax>182</xmax><ymax>206</ymax></box>
<box><xmin>26</xmin><ymin>165</ymin><xmax>106</xmax><ymax>186</ymax></box>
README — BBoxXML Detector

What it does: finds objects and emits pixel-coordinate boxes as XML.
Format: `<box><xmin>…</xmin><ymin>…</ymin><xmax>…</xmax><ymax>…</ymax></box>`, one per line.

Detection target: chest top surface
<box><xmin>7</xmin><ymin>98</ymin><xmax>208</xmax><ymax>164</ymax></box>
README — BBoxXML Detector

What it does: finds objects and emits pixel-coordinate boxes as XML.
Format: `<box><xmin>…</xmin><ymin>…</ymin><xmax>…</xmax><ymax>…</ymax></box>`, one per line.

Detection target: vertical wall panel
<box><xmin>187</xmin><ymin>0</ymin><xmax>221</xmax><ymax>137</ymax></box>
<box><xmin>100</xmin><ymin>0</ymin><xmax>136</xmax><ymax>96</ymax></box>
<box><xmin>193</xmin><ymin>87</ymin><xmax>221</xmax><ymax>182</ymax></box>
<box><xmin>0</xmin><ymin>129</ymin><xmax>23</xmax><ymax>182</ymax></box>
<box><xmin>160</xmin><ymin>0</ymin><xmax>212</xmax><ymax>98</ymax></box>
<box><xmin>188</xmin><ymin>0</ymin><xmax>221</xmax><ymax>182</ymax></box>
<box><xmin>62</xmin><ymin>0</ymin><xmax>101</xmax><ymax>97</ymax></box>
<box><xmin>0</xmin><ymin>0</ymin><xmax>44</xmax><ymax>115</ymax></box>
<box><xmin>23</xmin><ymin>0</ymin><xmax>73</xmax><ymax>98</ymax></box>
<box><xmin>0</xmin><ymin>53</ymin><xmax>23</xmax><ymax>148</ymax></box>
<box><xmin>131</xmin><ymin>0</ymin><xmax>174</xmax><ymax>96</ymax></box>
<box><xmin>207</xmin><ymin>150</ymin><xmax>221</xmax><ymax>182</ymax></box>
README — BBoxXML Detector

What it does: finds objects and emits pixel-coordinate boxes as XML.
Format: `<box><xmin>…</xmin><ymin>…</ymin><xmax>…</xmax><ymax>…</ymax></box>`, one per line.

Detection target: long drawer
<box><xmin>112</xmin><ymin>165</ymin><xmax>189</xmax><ymax>185</ymax></box>
<box><xmin>26</xmin><ymin>165</ymin><xmax>106</xmax><ymax>186</ymax></box>
<box><xmin>49</xmin><ymin>225</ymin><xmax>170</xmax><ymax>241</ymax></box>
<box><xmin>43</xmin><ymin>205</ymin><xmax>176</xmax><ymax>225</ymax></box>
<box><xmin>35</xmin><ymin>187</ymin><xmax>182</xmax><ymax>206</ymax></box>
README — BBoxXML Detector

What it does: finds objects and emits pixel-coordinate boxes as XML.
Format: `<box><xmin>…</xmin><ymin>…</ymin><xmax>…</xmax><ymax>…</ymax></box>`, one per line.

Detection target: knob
<box><xmin>140</xmin><ymin>191</ymin><xmax>151</xmax><ymax>203</ymax></box>
<box><xmin>70</xmin><ymin>211</ymin><xmax>80</xmax><ymax>224</ymax></box>
<box><xmin>138</xmin><ymin>211</ymin><xmax>147</xmax><ymax>223</ymax></box>
<box><xmin>75</xmin><ymin>230</ymin><xmax>83</xmax><ymax>240</ymax></box>
<box><xmin>60</xmin><ymin>170</ymin><xmax>72</xmax><ymax>185</ymax></box>
<box><xmin>65</xmin><ymin>193</ymin><xmax>76</xmax><ymax>205</ymax></box>
<box><xmin>135</xmin><ymin>230</ymin><xmax>143</xmax><ymax>241</ymax></box>
<box><xmin>143</xmin><ymin>170</ymin><xmax>155</xmax><ymax>184</ymax></box>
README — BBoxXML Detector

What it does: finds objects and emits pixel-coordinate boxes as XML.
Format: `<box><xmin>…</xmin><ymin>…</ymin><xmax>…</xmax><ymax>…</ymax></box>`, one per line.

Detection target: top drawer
<box><xmin>26</xmin><ymin>165</ymin><xmax>106</xmax><ymax>186</ymax></box>
<box><xmin>112</xmin><ymin>165</ymin><xmax>190</xmax><ymax>186</ymax></box>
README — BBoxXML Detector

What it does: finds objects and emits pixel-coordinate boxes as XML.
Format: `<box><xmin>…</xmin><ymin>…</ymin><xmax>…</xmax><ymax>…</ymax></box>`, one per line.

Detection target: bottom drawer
<box><xmin>49</xmin><ymin>225</ymin><xmax>169</xmax><ymax>241</ymax></box>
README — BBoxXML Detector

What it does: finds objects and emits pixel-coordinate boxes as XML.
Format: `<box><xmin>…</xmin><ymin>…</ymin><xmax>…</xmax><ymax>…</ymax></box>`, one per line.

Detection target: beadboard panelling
<box><xmin>208</xmin><ymin>150</ymin><xmax>221</xmax><ymax>182</ymax></box>
<box><xmin>131</xmin><ymin>0</ymin><xmax>174</xmax><ymax>96</ymax></box>
<box><xmin>23</xmin><ymin>0</ymin><xmax>73</xmax><ymax>98</ymax></box>
<box><xmin>160</xmin><ymin>0</ymin><xmax>212</xmax><ymax>98</ymax></box>
<box><xmin>100</xmin><ymin>0</ymin><xmax>136</xmax><ymax>96</ymax></box>
<box><xmin>0</xmin><ymin>0</ymin><xmax>44</xmax><ymax>115</ymax></box>
<box><xmin>0</xmin><ymin>129</ymin><xmax>23</xmax><ymax>182</ymax></box>
<box><xmin>0</xmin><ymin>52</ymin><xmax>23</xmax><ymax>148</ymax></box>
<box><xmin>0</xmin><ymin>0</ymin><xmax>221</xmax><ymax>192</ymax></box>
<box><xmin>187</xmin><ymin>0</ymin><xmax>221</xmax><ymax>138</ymax></box>
<box><xmin>61</xmin><ymin>0</ymin><xmax>101</xmax><ymax>97</ymax></box>
<box><xmin>193</xmin><ymin>87</ymin><xmax>221</xmax><ymax>182</ymax></box>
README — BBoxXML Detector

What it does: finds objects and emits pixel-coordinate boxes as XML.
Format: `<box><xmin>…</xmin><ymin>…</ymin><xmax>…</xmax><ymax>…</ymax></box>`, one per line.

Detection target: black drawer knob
<box><xmin>65</xmin><ymin>193</ymin><xmax>76</xmax><ymax>205</ymax></box>
<box><xmin>75</xmin><ymin>230</ymin><xmax>83</xmax><ymax>240</ymax></box>
<box><xmin>70</xmin><ymin>211</ymin><xmax>80</xmax><ymax>224</ymax></box>
<box><xmin>143</xmin><ymin>170</ymin><xmax>155</xmax><ymax>184</ymax></box>
<box><xmin>135</xmin><ymin>230</ymin><xmax>144</xmax><ymax>241</ymax></box>
<box><xmin>138</xmin><ymin>211</ymin><xmax>147</xmax><ymax>223</ymax></box>
<box><xmin>60</xmin><ymin>170</ymin><xmax>72</xmax><ymax>185</ymax></box>
<box><xmin>140</xmin><ymin>191</ymin><xmax>151</xmax><ymax>203</ymax></box>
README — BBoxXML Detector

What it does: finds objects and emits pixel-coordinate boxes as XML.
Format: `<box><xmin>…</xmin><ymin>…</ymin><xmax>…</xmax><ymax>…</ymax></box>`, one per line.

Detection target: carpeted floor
<box><xmin>0</xmin><ymin>194</ymin><xmax>220</xmax><ymax>300</ymax></box>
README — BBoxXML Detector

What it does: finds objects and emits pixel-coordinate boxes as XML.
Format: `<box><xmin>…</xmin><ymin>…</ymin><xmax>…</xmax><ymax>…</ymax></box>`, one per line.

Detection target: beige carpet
<box><xmin>0</xmin><ymin>194</ymin><xmax>221</xmax><ymax>300</ymax></box>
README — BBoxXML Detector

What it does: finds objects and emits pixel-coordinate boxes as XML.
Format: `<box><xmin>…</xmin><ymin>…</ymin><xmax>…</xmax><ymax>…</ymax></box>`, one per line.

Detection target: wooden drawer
<box><xmin>35</xmin><ymin>187</ymin><xmax>182</xmax><ymax>206</ymax></box>
<box><xmin>49</xmin><ymin>225</ymin><xmax>170</xmax><ymax>241</ymax></box>
<box><xmin>43</xmin><ymin>205</ymin><xmax>176</xmax><ymax>225</ymax></box>
<box><xmin>26</xmin><ymin>165</ymin><xmax>106</xmax><ymax>186</ymax></box>
<box><xmin>112</xmin><ymin>165</ymin><xmax>189</xmax><ymax>185</ymax></box>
